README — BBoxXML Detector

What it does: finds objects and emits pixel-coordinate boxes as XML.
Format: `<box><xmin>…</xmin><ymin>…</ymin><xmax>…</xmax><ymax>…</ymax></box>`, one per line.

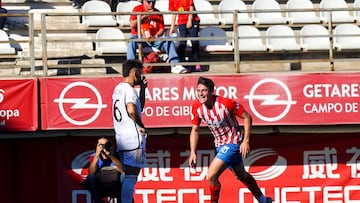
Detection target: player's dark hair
<box><xmin>122</xmin><ymin>59</ymin><xmax>143</xmax><ymax>77</ymax></box>
<box><xmin>198</xmin><ymin>77</ymin><xmax>215</xmax><ymax>92</ymax></box>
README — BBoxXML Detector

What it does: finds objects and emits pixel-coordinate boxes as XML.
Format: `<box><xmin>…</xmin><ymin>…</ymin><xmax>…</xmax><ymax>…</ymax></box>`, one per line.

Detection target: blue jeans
<box><xmin>127</xmin><ymin>35</ymin><xmax>180</xmax><ymax>63</ymax></box>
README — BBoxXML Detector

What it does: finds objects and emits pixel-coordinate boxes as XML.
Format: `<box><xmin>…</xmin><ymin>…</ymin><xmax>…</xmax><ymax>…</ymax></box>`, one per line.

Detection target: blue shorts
<box><xmin>215</xmin><ymin>144</ymin><xmax>243</xmax><ymax>167</ymax></box>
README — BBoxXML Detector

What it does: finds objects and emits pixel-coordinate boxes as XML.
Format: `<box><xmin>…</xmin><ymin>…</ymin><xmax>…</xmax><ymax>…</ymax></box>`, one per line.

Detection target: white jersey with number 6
<box><xmin>112</xmin><ymin>82</ymin><xmax>143</xmax><ymax>151</ymax></box>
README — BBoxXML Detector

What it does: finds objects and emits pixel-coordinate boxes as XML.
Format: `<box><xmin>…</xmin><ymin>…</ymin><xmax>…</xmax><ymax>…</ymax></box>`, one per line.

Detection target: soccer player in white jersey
<box><xmin>112</xmin><ymin>59</ymin><xmax>148</xmax><ymax>203</ymax></box>
<box><xmin>188</xmin><ymin>77</ymin><xmax>273</xmax><ymax>203</ymax></box>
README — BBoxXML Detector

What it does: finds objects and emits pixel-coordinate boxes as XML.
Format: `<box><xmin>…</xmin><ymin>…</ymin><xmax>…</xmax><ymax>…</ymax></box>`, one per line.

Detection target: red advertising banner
<box><xmin>0</xmin><ymin>78</ymin><xmax>38</xmax><ymax>131</ymax></box>
<box><xmin>40</xmin><ymin>77</ymin><xmax>119</xmax><ymax>129</ymax></box>
<box><xmin>40</xmin><ymin>73</ymin><xmax>360</xmax><ymax>129</ymax></box>
<box><xmin>60</xmin><ymin>133</ymin><xmax>359</xmax><ymax>203</ymax></box>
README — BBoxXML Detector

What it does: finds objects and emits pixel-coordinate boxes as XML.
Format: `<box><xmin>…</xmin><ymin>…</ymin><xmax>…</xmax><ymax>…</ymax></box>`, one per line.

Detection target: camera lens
<box><xmin>104</xmin><ymin>142</ymin><xmax>112</xmax><ymax>151</ymax></box>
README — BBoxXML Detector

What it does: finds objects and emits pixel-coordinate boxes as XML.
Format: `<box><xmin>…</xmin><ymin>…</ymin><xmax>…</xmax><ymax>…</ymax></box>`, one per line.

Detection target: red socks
<box><xmin>210</xmin><ymin>183</ymin><xmax>221</xmax><ymax>203</ymax></box>
<box><xmin>208</xmin><ymin>174</ymin><xmax>263</xmax><ymax>202</ymax></box>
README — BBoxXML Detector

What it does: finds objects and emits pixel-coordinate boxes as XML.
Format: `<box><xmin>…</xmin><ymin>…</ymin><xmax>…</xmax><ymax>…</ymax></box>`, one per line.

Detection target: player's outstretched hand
<box><xmin>240</xmin><ymin>142</ymin><xmax>250</xmax><ymax>158</ymax></box>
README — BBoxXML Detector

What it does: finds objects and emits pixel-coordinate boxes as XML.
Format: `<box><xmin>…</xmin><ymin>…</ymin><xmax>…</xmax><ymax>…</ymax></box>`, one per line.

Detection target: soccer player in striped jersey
<box><xmin>188</xmin><ymin>77</ymin><xmax>272</xmax><ymax>203</ymax></box>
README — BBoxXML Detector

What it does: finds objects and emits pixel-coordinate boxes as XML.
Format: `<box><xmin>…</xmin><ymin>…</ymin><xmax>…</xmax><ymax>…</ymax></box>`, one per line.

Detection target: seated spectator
<box><xmin>127</xmin><ymin>0</ymin><xmax>189</xmax><ymax>74</ymax></box>
<box><xmin>83</xmin><ymin>136</ymin><xmax>125</xmax><ymax>203</ymax></box>
<box><xmin>0</xmin><ymin>0</ymin><xmax>7</xmax><ymax>30</ymax></box>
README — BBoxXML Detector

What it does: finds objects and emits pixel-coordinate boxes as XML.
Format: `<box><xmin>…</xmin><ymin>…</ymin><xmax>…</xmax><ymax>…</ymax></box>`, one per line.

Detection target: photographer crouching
<box><xmin>83</xmin><ymin>136</ymin><xmax>125</xmax><ymax>203</ymax></box>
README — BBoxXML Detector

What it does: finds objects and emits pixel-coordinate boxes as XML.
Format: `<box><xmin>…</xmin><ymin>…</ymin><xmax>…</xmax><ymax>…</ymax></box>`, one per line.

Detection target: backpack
<box><xmin>82</xmin><ymin>166</ymin><xmax>121</xmax><ymax>198</ymax></box>
<box><xmin>143</xmin><ymin>52</ymin><xmax>171</xmax><ymax>73</ymax></box>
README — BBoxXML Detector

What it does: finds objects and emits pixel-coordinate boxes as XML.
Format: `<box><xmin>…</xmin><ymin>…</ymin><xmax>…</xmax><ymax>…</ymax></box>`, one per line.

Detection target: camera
<box><xmin>100</xmin><ymin>141</ymin><xmax>113</xmax><ymax>157</ymax></box>
<box><xmin>104</xmin><ymin>142</ymin><xmax>113</xmax><ymax>151</ymax></box>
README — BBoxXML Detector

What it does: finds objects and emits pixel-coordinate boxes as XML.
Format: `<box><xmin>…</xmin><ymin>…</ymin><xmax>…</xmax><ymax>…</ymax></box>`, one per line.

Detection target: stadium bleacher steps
<box><xmin>2</xmin><ymin>1</ymin><xmax>105</xmax><ymax>76</ymax></box>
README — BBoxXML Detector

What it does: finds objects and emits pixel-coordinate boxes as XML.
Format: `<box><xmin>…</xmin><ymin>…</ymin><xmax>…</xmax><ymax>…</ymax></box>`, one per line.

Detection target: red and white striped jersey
<box><xmin>191</xmin><ymin>96</ymin><xmax>245</xmax><ymax>147</ymax></box>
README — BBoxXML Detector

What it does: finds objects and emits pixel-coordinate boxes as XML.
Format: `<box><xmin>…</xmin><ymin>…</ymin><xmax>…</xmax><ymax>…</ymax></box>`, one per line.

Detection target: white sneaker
<box><xmin>171</xmin><ymin>65</ymin><xmax>188</xmax><ymax>74</ymax></box>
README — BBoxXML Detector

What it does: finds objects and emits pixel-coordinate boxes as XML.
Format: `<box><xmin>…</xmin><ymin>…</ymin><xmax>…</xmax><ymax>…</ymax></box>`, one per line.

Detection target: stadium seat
<box><xmin>199</xmin><ymin>26</ymin><xmax>233</xmax><ymax>52</ymax></box>
<box><xmin>266</xmin><ymin>25</ymin><xmax>301</xmax><ymax>52</ymax></box>
<box><xmin>286</xmin><ymin>0</ymin><xmax>322</xmax><ymax>24</ymax></box>
<box><xmin>218</xmin><ymin>0</ymin><xmax>253</xmax><ymax>25</ymax></box>
<box><xmin>81</xmin><ymin>0</ymin><xmax>117</xmax><ymax>27</ymax></box>
<box><xmin>194</xmin><ymin>0</ymin><xmax>220</xmax><ymax>25</ymax></box>
<box><xmin>95</xmin><ymin>27</ymin><xmax>127</xmax><ymax>54</ymax></box>
<box><xmin>252</xmin><ymin>0</ymin><xmax>288</xmax><ymax>25</ymax></box>
<box><xmin>155</xmin><ymin>0</ymin><xmax>172</xmax><ymax>26</ymax></box>
<box><xmin>319</xmin><ymin>0</ymin><xmax>355</xmax><ymax>24</ymax></box>
<box><xmin>116</xmin><ymin>0</ymin><xmax>141</xmax><ymax>27</ymax></box>
<box><xmin>237</xmin><ymin>26</ymin><xmax>268</xmax><ymax>52</ymax></box>
<box><xmin>300</xmin><ymin>24</ymin><xmax>330</xmax><ymax>51</ymax></box>
<box><xmin>0</xmin><ymin>30</ymin><xmax>16</xmax><ymax>55</ymax></box>
<box><xmin>333</xmin><ymin>23</ymin><xmax>360</xmax><ymax>51</ymax></box>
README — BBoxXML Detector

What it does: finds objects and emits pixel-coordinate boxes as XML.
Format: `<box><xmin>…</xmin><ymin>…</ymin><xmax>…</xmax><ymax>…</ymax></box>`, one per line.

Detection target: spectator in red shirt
<box><xmin>169</xmin><ymin>0</ymin><xmax>202</xmax><ymax>71</ymax></box>
<box><xmin>127</xmin><ymin>0</ymin><xmax>189</xmax><ymax>74</ymax></box>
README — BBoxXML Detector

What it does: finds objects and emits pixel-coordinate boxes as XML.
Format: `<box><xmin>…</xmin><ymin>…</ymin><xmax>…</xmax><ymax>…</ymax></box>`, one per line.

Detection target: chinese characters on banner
<box><xmin>63</xmin><ymin>134</ymin><xmax>360</xmax><ymax>203</ymax></box>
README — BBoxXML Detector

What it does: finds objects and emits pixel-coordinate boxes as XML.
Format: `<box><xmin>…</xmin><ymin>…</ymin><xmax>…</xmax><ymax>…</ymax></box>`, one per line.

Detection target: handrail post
<box><xmin>41</xmin><ymin>13</ymin><xmax>48</xmax><ymax>77</ymax></box>
<box><xmin>233</xmin><ymin>10</ymin><xmax>240</xmax><ymax>73</ymax></box>
<box><xmin>29</xmin><ymin>12</ymin><xmax>35</xmax><ymax>77</ymax></box>
<box><xmin>137</xmin><ymin>13</ymin><xmax>143</xmax><ymax>61</ymax></box>
<box><xmin>328</xmin><ymin>11</ymin><xmax>334</xmax><ymax>71</ymax></box>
